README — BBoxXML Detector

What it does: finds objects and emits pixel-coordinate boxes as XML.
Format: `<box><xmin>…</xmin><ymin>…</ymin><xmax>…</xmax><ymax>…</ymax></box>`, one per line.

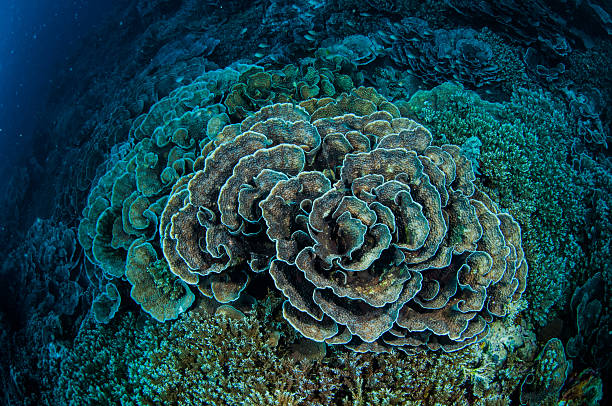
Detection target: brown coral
<box><xmin>160</xmin><ymin>92</ymin><xmax>527</xmax><ymax>352</ymax></box>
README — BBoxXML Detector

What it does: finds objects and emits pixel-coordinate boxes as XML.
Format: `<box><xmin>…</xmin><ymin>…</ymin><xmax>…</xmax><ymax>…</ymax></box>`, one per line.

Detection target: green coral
<box><xmin>77</xmin><ymin>63</ymin><xmax>373</xmax><ymax>323</ymax></box>
<box><xmin>78</xmin><ymin>67</ymin><xmax>249</xmax><ymax>321</ymax></box>
<box><xmin>92</xmin><ymin>282</ymin><xmax>121</xmax><ymax>324</ymax></box>
<box><xmin>224</xmin><ymin>63</ymin><xmax>360</xmax><ymax>120</ymax></box>
<box><xmin>43</xmin><ymin>295</ymin><xmax>535</xmax><ymax>405</ymax></box>
<box><xmin>398</xmin><ymin>82</ymin><xmax>586</xmax><ymax>325</ymax></box>
<box><xmin>520</xmin><ymin>338</ymin><xmax>571</xmax><ymax>405</ymax></box>
<box><xmin>126</xmin><ymin>239</ymin><xmax>194</xmax><ymax>322</ymax></box>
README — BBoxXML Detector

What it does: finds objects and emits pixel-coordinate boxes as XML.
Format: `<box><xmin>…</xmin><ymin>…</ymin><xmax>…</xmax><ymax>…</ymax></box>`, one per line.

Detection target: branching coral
<box><xmin>161</xmin><ymin>89</ymin><xmax>527</xmax><ymax>352</ymax></box>
<box><xmin>40</xmin><ymin>291</ymin><xmax>536</xmax><ymax>405</ymax></box>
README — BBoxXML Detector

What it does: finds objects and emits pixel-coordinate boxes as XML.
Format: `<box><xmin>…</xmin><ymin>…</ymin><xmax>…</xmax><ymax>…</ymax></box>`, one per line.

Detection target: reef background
<box><xmin>0</xmin><ymin>0</ymin><xmax>610</xmax><ymax>405</ymax></box>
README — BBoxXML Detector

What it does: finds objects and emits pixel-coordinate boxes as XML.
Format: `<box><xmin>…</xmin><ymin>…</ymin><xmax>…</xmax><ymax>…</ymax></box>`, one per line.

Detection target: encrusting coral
<box><xmin>161</xmin><ymin>89</ymin><xmax>527</xmax><ymax>352</ymax></box>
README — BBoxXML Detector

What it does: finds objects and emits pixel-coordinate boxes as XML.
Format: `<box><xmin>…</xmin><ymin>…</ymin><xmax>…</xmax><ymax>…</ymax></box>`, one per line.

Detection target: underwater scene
<box><xmin>0</xmin><ymin>0</ymin><xmax>610</xmax><ymax>404</ymax></box>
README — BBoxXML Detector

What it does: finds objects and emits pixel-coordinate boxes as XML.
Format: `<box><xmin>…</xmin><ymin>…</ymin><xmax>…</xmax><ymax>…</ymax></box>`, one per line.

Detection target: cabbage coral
<box><xmin>77</xmin><ymin>65</ymin><xmax>368</xmax><ymax>323</ymax></box>
<box><xmin>161</xmin><ymin>92</ymin><xmax>527</xmax><ymax>352</ymax></box>
<box><xmin>77</xmin><ymin>67</ymin><xmax>243</xmax><ymax>321</ymax></box>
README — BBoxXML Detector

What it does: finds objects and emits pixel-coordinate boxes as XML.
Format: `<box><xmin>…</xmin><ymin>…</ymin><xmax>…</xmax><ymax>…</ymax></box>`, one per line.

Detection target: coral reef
<box><xmin>40</xmin><ymin>294</ymin><xmax>536</xmax><ymax>405</ymax></box>
<box><xmin>77</xmin><ymin>67</ymin><xmax>247</xmax><ymax>321</ymax></box>
<box><xmin>0</xmin><ymin>219</ymin><xmax>90</xmax><ymax>405</ymax></box>
<box><xmin>566</xmin><ymin>273</ymin><xmax>611</xmax><ymax>376</ymax></box>
<box><xmin>1</xmin><ymin>0</ymin><xmax>611</xmax><ymax>404</ymax></box>
<box><xmin>519</xmin><ymin>338</ymin><xmax>571</xmax><ymax>405</ymax></box>
<box><xmin>386</xmin><ymin>18</ymin><xmax>502</xmax><ymax>88</ymax></box>
<box><xmin>76</xmin><ymin>63</ymin><xmax>369</xmax><ymax>323</ymax></box>
<box><xmin>443</xmin><ymin>0</ymin><xmax>612</xmax><ymax>88</ymax></box>
<box><xmin>1</xmin><ymin>219</ymin><xmax>85</xmax><ymax>325</ymax></box>
<box><xmin>397</xmin><ymin>82</ymin><xmax>587</xmax><ymax>325</ymax></box>
<box><xmin>161</xmin><ymin>90</ymin><xmax>527</xmax><ymax>352</ymax></box>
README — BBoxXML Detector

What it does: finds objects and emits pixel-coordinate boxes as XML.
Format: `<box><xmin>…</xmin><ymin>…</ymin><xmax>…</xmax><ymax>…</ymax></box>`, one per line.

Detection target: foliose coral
<box><xmin>0</xmin><ymin>219</ymin><xmax>90</xmax><ymax>405</ymax></box>
<box><xmin>560</xmin><ymin>368</ymin><xmax>604</xmax><ymax>406</ymax></box>
<box><xmin>523</xmin><ymin>47</ymin><xmax>565</xmax><ymax>82</ymax></box>
<box><xmin>92</xmin><ymin>282</ymin><xmax>121</xmax><ymax>324</ymax></box>
<box><xmin>444</xmin><ymin>0</ymin><xmax>612</xmax><ymax>86</ymax></box>
<box><xmin>77</xmin><ymin>63</ymin><xmax>372</xmax><ymax>323</ymax></box>
<box><xmin>446</xmin><ymin>0</ymin><xmax>612</xmax><ymax>49</ymax></box>
<box><xmin>223</xmin><ymin>63</ymin><xmax>358</xmax><ymax>120</ymax></box>
<box><xmin>397</xmin><ymin>82</ymin><xmax>587</xmax><ymax>326</ymax></box>
<box><xmin>563</xmin><ymin>85</ymin><xmax>609</xmax><ymax>149</ymax></box>
<box><xmin>144</xmin><ymin>32</ymin><xmax>220</xmax><ymax>75</ymax></box>
<box><xmin>161</xmin><ymin>89</ymin><xmax>527</xmax><ymax>352</ymax></box>
<box><xmin>78</xmin><ymin>67</ymin><xmax>245</xmax><ymax>321</ymax></box>
<box><xmin>315</xmin><ymin>35</ymin><xmax>382</xmax><ymax>68</ymax></box>
<box><xmin>385</xmin><ymin>18</ymin><xmax>501</xmax><ymax>88</ymax></box>
<box><xmin>566</xmin><ymin>272</ymin><xmax>611</xmax><ymax>374</ymax></box>
<box><xmin>3</xmin><ymin>219</ymin><xmax>84</xmax><ymax>322</ymax></box>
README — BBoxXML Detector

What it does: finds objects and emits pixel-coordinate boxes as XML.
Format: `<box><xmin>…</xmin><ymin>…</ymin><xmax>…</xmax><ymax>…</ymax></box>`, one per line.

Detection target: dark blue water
<box><xmin>0</xmin><ymin>0</ymin><xmax>119</xmax><ymax>189</ymax></box>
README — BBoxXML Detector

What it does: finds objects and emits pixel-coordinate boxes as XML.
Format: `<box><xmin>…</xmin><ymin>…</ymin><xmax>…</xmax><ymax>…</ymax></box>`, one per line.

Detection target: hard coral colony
<box><xmin>81</xmin><ymin>82</ymin><xmax>527</xmax><ymax>354</ymax></box>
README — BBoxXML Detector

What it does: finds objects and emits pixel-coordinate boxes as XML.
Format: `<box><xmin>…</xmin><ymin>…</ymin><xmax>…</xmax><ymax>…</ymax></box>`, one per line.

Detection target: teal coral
<box><xmin>41</xmin><ymin>295</ymin><xmax>536</xmax><ymax>405</ymax></box>
<box><xmin>70</xmin><ymin>49</ymin><xmax>604</xmax><ymax>404</ymax></box>
<box><xmin>92</xmin><ymin>282</ymin><xmax>121</xmax><ymax>324</ymax></box>
<box><xmin>78</xmin><ymin>66</ymin><xmax>249</xmax><ymax>321</ymax></box>
<box><xmin>161</xmin><ymin>90</ymin><xmax>527</xmax><ymax>352</ymax></box>
<box><xmin>519</xmin><ymin>338</ymin><xmax>571</xmax><ymax>405</ymax></box>
<box><xmin>125</xmin><ymin>239</ymin><xmax>195</xmax><ymax>322</ymax></box>
<box><xmin>223</xmin><ymin>63</ymin><xmax>359</xmax><ymax>120</ymax></box>
<box><xmin>398</xmin><ymin>82</ymin><xmax>587</xmax><ymax>325</ymax></box>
